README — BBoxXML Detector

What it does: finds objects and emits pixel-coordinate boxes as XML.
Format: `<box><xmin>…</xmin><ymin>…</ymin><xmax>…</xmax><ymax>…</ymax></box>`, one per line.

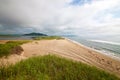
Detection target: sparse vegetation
<box><xmin>33</xmin><ymin>36</ymin><xmax>64</xmax><ymax>40</ymax></box>
<box><xmin>0</xmin><ymin>55</ymin><xmax>119</xmax><ymax>80</ymax></box>
<box><xmin>0</xmin><ymin>41</ymin><xmax>29</xmax><ymax>58</ymax></box>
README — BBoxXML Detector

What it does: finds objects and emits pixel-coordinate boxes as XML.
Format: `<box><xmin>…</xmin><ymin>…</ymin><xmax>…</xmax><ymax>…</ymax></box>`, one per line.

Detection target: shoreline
<box><xmin>1</xmin><ymin>38</ymin><xmax>120</xmax><ymax>61</ymax></box>
<box><xmin>0</xmin><ymin>39</ymin><xmax>120</xmax><ymax>77</ymax></box>
<box><xmin>66</xmin><ymin>39</ymin><xmax>120</xmax><ymax>77</ymax></box>
<box><xmin>65</xmin><ymin>38</ymin><xmax>120</xmax><ymax>61</ymax></box>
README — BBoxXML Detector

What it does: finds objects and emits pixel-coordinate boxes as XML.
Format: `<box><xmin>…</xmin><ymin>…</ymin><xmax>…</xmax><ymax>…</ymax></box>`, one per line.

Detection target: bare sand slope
<box><xmin>21</xmin><ymin>39</ymin><xmax>120</xmax><ymax>77</ymax></box>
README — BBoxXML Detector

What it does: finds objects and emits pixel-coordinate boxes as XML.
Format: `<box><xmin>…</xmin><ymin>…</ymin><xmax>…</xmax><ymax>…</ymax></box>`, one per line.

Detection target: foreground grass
<box><xmin>0</xmin><ymin>55</ymin><xmax>119</xmax><ymax>80</ymax></box>
<box><xmin>33</xmin><ymin>36</ymin><xmax>64</xmax><ymax>40</ymax></box>
<box><xmin>0</xmin><ymin>41</ymin><xmax>29</xmax><ymax>58</ymax></box>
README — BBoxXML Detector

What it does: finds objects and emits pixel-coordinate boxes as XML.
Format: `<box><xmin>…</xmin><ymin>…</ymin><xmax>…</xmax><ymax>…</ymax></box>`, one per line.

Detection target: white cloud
<box><xmin>0</xmin><ymin>0</ymin><xmax>120</xmax><ymax>37</ymax></box>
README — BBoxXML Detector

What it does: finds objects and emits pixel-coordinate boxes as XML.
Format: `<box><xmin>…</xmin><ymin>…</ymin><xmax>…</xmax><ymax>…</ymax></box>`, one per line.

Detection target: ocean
<box><xmin>66</xmin><ymin>36</ymin><xmax>120</xmax><ymax>59</ymax></box>
<box><xmin>0</xmin><ymin>36</ymin><xmax>32</xmax><ymax>40</ymax></box>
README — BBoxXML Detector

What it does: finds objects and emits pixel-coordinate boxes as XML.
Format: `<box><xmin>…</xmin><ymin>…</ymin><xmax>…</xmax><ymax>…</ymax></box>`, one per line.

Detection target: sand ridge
<box><xmin>0</xmin><ymin>39</ymin><xmax>120</xmax><ymax>77</ymax></box>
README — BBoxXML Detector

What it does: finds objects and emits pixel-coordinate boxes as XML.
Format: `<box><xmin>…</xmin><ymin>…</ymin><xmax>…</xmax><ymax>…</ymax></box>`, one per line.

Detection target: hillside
<box><xmin>24</xmin><ymin>32</ymin><xmax>47</xmax><ymax>36</ymax></box>
<box><xmin>0</xmin><ymin>55</ymin><xmax>120</xmax><ymax>80</ymax></box>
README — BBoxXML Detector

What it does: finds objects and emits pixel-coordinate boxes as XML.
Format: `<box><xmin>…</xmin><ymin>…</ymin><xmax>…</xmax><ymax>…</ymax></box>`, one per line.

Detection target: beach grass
<box><xmin>0</xmin><ymin>41</ymin><xmax>29</xmax><ymax>58</ymax></box>
<box><xmin>33</xmin><ymin>36</ymin><xmax>64</xmax><ymax>40</ymax></box>
<box><xmin>0</xmin><ymin>55</ymin><xmax>119</xmax><ymax>80</ymax></box>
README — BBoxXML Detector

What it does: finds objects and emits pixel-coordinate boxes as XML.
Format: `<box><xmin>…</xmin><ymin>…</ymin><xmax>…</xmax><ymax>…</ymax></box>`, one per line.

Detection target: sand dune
<box><xmin>0</xmin><ymin>39</ymin><xmax>120</xmax><ymax>77</ymax></box>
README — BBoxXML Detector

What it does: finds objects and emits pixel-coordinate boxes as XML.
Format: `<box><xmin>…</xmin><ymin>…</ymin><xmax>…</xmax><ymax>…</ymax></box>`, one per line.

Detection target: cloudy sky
<box><xmin>0</xmin><ymin>0</ymin><xmax>120</xmax><ymax>38</ymax></box>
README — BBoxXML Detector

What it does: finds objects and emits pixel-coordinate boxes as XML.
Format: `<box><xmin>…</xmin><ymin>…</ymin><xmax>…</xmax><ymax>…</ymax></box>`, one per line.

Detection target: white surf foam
<box><xmin>89</xmin><ymin>40</ymin><xmax>120</xmax><ymax>46</ymax></box>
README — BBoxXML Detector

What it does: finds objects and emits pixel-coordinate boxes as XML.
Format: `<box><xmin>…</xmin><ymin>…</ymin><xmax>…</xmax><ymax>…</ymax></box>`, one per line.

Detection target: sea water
<box><xmin>65</xmin><ymin>36</ymin><xmax>120</xmax><ymax>59</ymax></box>
<box><xmin>0</xmin><ymin>36</ymin><xmax>32</xmax><ymax>40</ymax></box>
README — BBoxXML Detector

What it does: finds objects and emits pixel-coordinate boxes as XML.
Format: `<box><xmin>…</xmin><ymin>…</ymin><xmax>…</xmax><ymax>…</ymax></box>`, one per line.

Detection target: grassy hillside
<box><xmin>0</xmin><ymin>55</ymin><xmax>119</xmax><ymax>80</ymax></box>
<box><xmin>0</xmin><ymin>41</ymin><xmax>29</xmax><ymax>57</ymax></box>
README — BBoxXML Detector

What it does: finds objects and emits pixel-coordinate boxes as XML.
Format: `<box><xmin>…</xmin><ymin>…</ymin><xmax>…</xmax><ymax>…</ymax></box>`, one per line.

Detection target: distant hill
<box><xmin>24</xmin><ymin>33</ymin><xmax>47</xmax><ymax>36</ymax></box>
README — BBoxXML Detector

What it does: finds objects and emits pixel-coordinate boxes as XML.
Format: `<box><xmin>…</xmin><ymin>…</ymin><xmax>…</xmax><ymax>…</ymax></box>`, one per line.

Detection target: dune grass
<box><xmin>0</xmin><ymin>55</ymin><xmax>119</xmax><ymax>80</ymax></box>
<box><xmin>0</xmin><ymin>41</ymin><xmax>29</xmax><ymax>58</ymax></box>
<box><xmin>33</xmin><ymin>36</ymin><xmax>64</xmax><ymax>40</ymax></box>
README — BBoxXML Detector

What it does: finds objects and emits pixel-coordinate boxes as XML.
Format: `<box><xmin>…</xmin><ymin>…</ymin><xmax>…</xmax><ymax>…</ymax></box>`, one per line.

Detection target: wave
<box><xmin>89</xmin><ymin>40</ymin><xmax>120</xmax><ymax>46</ymax></box>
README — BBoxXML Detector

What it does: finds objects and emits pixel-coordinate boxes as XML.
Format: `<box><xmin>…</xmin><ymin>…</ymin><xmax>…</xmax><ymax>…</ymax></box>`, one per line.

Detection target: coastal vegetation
<box><xmin>0</xmin><ymin>41</ymin><xmax>29</xmax><ymax>58</ymax></box>
<box><xmin>0</xmin><ymin>55</ymin><xmax>119</xmax><ymax>80</ymax></box>
<box><xmin>33</xmin><ymin>36</ymin><xmax>64</xmax><ymax>40</ymax></box>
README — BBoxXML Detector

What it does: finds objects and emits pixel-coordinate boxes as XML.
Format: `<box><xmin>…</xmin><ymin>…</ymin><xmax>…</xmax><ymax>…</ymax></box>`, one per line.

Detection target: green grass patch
<box><xmin>0</xmin><ymin>55</ymin><xmax>119</xmax><ymax>80</ymax></box>
<box><xmin>0</xmin><ymin>40</ymin><xmax>29</xmax><ymax>58</ymax></box>
<box><xmin>33</xmin><ymin>36</ymin><xmax>64</xmax><ymax>40</ymax></box>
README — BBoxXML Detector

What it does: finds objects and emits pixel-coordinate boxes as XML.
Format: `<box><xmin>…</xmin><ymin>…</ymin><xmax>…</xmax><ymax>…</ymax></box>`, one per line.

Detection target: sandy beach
<box><xmin>0</xmin><ymin>39</ymin><xmax>120</xmax><ymax>77</ymax></box>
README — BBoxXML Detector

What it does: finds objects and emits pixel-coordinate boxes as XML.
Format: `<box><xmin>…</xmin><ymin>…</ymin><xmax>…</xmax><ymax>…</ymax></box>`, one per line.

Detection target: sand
<box><xmin>0</xmin><ymin>40</ymin><xmax>8</xmax><ymax>44</ymax></box>
<box><xmin>0</xmin><ymin>39</ymin><xmax>120</xmax><ymax>77</ymax></box>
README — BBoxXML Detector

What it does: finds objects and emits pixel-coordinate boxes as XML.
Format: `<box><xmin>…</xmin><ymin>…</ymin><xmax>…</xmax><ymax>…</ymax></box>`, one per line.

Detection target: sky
<box><xmin>0</xmin><ymin>0</ymin><xmax>120</xmax><ymax>38</ymax></box>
